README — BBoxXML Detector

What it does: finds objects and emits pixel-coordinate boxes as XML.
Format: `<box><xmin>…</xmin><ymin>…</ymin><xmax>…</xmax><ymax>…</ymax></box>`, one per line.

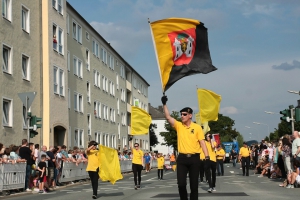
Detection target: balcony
<box><xmin>128</xmin><ymin>126</ymin><xmax>131</xmax><ymax>135</ymax></box>
<box><xmin>126</xmin><ymin>80</ymin><xmax>131</xmax><ymax>91</ymax></box>
<box><xmin>127</xmin><ymin>103</ymin><xmax>131</xmax><ymax>113</ymax></box>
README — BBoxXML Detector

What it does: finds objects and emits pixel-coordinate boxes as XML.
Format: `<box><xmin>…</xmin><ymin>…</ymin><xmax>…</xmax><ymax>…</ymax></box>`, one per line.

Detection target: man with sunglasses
<box><xmin>161</xmin><ymin>95</ymin><xmax>209</xmax><ymax>200</ymax></box>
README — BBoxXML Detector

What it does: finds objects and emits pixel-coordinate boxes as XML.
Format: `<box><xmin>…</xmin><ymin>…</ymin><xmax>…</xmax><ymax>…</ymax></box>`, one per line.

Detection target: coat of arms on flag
<box><xmin>149</xmin><ymin>18</ymin><xmax>217</xmax><ymax>92</ymax></box>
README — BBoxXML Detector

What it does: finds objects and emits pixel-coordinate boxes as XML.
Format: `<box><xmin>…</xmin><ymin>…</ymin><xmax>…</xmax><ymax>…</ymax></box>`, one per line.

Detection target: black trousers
<box><xmin>241</xmin><ymin>156</ymin><xmax>250</xmax><ymax>176</ymax></box>
<box><xmin>158</xmin><ymin>169</ymin><xmax>163</xmax><ymax>179</ymax></box>
<box><xmin>216</xmin><ymin>159</ymin><xmax>224</xmax><ymax>175</ymax></box>
<box><xmin>199</xmin><ymin>159</ymin><xmax>205</xmax><ymax>182</ymax></box>
<box><xmin>205</xmin><ymin>160</ymin><xmax>217</xmax><ymax>188</ymax></box>
<box><xmin>132</xmin><ymin>163</ymin><xmax>143</xmax><ymax>186</ymax></box>
<box><xmin>88</xmin><ymin>168</ymin><xmax>99</xmax><ymax>196</ymax></box>
<box><xmin>177</xmin><ymin>154</ymin><xmax>200</xmax><ymax>200</ymax></box>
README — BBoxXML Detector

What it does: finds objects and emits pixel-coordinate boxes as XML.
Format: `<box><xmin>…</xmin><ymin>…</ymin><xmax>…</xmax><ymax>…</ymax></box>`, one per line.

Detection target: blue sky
<box><xmin>68</xmin><ymin>0</ymin><xmax>300</xmax><ymax>141</ymax></box>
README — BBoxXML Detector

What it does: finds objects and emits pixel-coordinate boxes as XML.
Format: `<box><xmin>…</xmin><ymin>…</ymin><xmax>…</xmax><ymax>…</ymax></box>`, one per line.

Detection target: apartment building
<box><xmin>0</xmin><ymin>0</ymin><xmax>150</xmax><ymax>151</ymax></box>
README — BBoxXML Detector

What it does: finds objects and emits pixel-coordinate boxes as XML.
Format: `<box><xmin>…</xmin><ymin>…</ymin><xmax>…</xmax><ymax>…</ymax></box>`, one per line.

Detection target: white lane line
<box><xmin>104</xmin><ymin>189</ymin><xmax>119</xmax><ymax>191</ymax></box>
<box><xmin>232</xmin><ymin>181</ymin><xmax>245</xmax><ymax>182</ymax></box>
<box><xmin>144</xmin><ymin>187</ymin><xmax>155</xmax><ymax>189</ymax></box>
<box><xmin>160</xmin><ymin>186</ymin><xmax>172</xmax><ymax>188</ymax></box>
<box><xmin>260</xmin><ymin>182</ymin><xmax>269</xmax><ymax>183</ymax></box>
<box><xmin>229</xmin><ymin>171</ymin><xmax>234</xmax><ymax>173</ymax></box>
<box><xmin>67</xmin><ymin>191</ymin><xmax>81</xmax><ymax>193</ymax></box>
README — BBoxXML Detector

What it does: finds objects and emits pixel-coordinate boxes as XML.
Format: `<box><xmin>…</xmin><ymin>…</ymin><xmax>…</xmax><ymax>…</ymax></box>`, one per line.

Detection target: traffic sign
<box><xmin>18</xmin><ymin>92</ymin><xmax>36</xmax><ymax>109</ymax></box>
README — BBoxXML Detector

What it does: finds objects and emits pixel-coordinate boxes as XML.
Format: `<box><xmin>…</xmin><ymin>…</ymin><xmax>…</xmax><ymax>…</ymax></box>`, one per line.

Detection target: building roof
<box><xmin>149</xmin><ymin>104</ymin><xmax>165</xmax><ymax>119</ymax></box>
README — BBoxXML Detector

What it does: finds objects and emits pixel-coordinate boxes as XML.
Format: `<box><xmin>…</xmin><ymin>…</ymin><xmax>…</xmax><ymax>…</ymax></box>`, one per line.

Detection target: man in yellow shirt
<box><xmin>216</xmin><ymin>145</ymin><xmax>225</xmax><ymax>176</ymax></box>
<box><xmin>239</xmin><ymin>142</ymin><xmax>251</xmax><ymax>176</ymax></box>
<box><xmin>161</xmin><ymin>95</ymin><xmax>209</xmax><ymax>200</ymax></box>
<box><xmin>86</xmin><ymin>141</ymin><xmax>100</xmax><ymax>199</ymax></box>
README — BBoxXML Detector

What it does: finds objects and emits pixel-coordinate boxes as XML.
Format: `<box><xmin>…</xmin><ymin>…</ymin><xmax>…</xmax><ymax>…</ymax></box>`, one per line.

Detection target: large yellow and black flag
<box><xmin>149</xmin><ymin>18</ymin><xmax>217</xmax><ymax>92</ymax></box>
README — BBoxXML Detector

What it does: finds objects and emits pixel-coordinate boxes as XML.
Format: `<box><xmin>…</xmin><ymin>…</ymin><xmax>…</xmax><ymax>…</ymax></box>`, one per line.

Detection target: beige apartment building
<box><xmin>0</xmin><ymin>0</ymin><xmax>150</xmax><ymax>151</ymax></box>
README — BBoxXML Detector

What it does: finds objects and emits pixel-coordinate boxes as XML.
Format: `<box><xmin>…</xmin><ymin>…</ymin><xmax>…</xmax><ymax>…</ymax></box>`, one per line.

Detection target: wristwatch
<box><xmin>205</xmin><ymin>156</ymin><xmax>210</xmax><ymax>160</ymax></box>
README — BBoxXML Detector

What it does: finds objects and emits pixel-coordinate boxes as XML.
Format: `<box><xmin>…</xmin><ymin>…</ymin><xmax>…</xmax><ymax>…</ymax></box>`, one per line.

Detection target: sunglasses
<box><xmin>181</xmin><ymin>113</ymin><xmax>188</xmax><ymax>116</ymax></box>
<box><xmin>134</xmin><ymin>146</ymin><xmax>139</xmax><ymax>148</ymax></box>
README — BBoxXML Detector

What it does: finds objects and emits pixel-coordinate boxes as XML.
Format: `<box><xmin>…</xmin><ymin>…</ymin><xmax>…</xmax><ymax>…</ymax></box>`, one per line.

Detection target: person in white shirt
<box><xmin>267</xmin><ymin>143</ymin><xmax>274</xmax><ymax>171</ymax></box>
<box><xmin>292</xmin><ymin>131</ymin><xmax>300</xmax><ymax>161</ymax></box>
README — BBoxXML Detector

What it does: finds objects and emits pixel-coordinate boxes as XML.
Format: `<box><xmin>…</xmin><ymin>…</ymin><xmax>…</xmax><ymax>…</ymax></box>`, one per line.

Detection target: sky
<box><xmin>68</xmin><ymin>0</ymin><xmax>300</xmax><ymax>141</ymax></box>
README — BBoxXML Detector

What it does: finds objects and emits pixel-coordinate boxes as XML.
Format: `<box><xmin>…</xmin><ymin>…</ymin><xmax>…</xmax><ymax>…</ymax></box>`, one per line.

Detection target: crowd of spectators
<box><xmin>0</xmin><ymin>139</ymin><xmax>88</xmax><ymax>195</ymax></box>
<box><xmin>249</xmin><ymin>131</ymin><xmax>300</xmax><ymax>189</ymax></box>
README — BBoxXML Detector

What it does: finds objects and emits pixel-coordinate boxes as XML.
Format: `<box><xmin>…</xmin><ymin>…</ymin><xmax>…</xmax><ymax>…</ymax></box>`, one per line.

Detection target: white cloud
<box><xmin>220</xmin><ymin>106</ymin><xmax>239</xmax><ymax>114</ymax></box>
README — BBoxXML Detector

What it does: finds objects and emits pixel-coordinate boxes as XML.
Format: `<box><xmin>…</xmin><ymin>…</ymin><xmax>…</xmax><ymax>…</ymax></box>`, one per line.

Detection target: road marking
<box><xmin>260</xmin><ymin>182</ymin><xmax>269</xmax><ymax>183</ymax></box>
<box><xmin>229</xmin><ymin>171</ymin><xmax>234</xmax><ymax>173</ymax></box>
<box><xmin>61</xmin><ymin>189</ymin><xmax>74</xmax><ymax>191</ymax></box>
<box><xmin>67</xmin><ymin>191</ymin><xmax>81</xmax><ymax>193</ymax></box>
<box><xmin>232</xmin><ymin>181</ymin><xmax>245</xmax><ymax>182</ymax></box>
<box><xmin>160</xmin><ymin>186</ymin><xmax>172</xmax><ymax>188</ymax></box>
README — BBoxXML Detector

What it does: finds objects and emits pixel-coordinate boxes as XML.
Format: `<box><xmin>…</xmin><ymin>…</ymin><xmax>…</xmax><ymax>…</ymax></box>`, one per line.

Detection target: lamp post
<box><xmin>253</xmin><ymin>122</ymin><xmax>269</xmax><ymax>139</ymax></box>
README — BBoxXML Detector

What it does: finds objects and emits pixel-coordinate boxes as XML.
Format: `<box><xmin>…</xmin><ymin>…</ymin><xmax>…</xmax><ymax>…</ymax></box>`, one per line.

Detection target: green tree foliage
<box><xmin>159</xmin><ymin>111</ymin><xmax>181</xmax><ymax>151</ymax></box>
<box><xmin>268</xmin><ymin>120</ymin><xmax>300</xmax><ymax>141</ymax></box>
<box><xmin>264</xmin><ymin>136</ymin><xmax>270</xmax><ymax>141</ymax></box>
<box><xmin>149</xmin><ymin>123</ymin><xmax>159</xmax><ymax>147</ymax></box>
<box><xmin>236</xmin><ymin>134</ymin><xmax>244</xmax><ymax>148</ymax></box>
<box><xmin>208</xmin><ymin>114</ymin><xmax>241</xmax><ymax>142</ymax></box>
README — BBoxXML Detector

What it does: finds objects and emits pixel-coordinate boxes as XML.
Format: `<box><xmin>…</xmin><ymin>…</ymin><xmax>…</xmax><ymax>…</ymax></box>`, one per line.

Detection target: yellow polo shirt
<box><xmin>132</xmin><ymin>149</ymin><xmax>143</xmax><ymax>165</ymax></box>
<box><xmin>239</xmin><ymin>147</ymin><xmax>250</xmax><ymax>157</ymax></box>
<box><xmin>206</xmin><ymin>141</ymin><xmax>216</xmax><ymax>162</ymax></box>
<box><xmin>157</xmin><ymin>157</ymin><xmax>165</xmax><ymax>169</ymax></box>
<box><xmin>174</xmin><ymin>121</ymin><xmax>204</xmax><ymax>154</ymax></box>
<box><xmin>86</xmin><ymin>149</ymin><xmax>99</xmax><ymax>172</ymax></box>
<box><xmin>216</xmin><ymin>149</ymin><xmax>225</xmax><ymax>160</ymax></box>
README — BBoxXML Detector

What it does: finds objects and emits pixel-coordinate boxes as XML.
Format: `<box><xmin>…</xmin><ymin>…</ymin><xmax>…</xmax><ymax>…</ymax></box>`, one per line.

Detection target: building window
<box><xmin>2</xmin><ymin>0</ymin><xmax>11</xmax><ymax>21</ymax></box>
<box><xmin>102</xmin><ymin>76</ymin><xmax>108</xmax><ymax>92</ymax></box>
<box><xmin>57</xmin><ymin>0</ymin><xmax>63</xmax><ymax>14</ymax></box>
<box><xmin>86</xmin><ymin>49</ymin><xmax>90</xmax><ymax>70</ymax></box>
<box><xmin>120</xmin><ymin>64</ymin><xmax>125</xmax><ymax>78</ymax></box>
<box><xmin>94</xmin><ymin>70</ymin><xmax>100</xmax><ymax>88</ymax></box>
<box><xmin>3</xmin><ymin>98</ymin><xmax>12</xmax><ymax>127</ymax></box>
<box><xmin>66</xmin><ymin>14</ymin><xmax>69</xmax><ymax>34</ymax></box>
<box><xmin>86</xmin><ymin>31</ymin><xmax>89</xmax><ymax>40</ymax></box>
<box><xmin>53</xmin><ymin>66</ymin><xmax>64</xmax><ymax>96</ymax></box>
<box><xmin>53</xmin><ymin>24</ymin><xmax>64</xmax><ymax>54</ymax></box>
<box><xmin>92</xmin><ymin>39</ymin><xmax>99</xmax><ymax>57</ymax></box>
<box><xmin>2</xmin><ymin>44</ymin><xmax>11</xmax><ymax>74</ymax></box>
<box><xmin>73</xmin><ymin>56</ymin><xmax>82</xmax><ymax>78</ymax></box>
<box><xmin>21</xmin><ymin>6</ymin><xmax>30</xmax><ymax>33</ymax></box>
<box><xmin>53</xmin><ymin>0</ymin><xmax>63</xmax><ymax>15</ymax></box>
<box><xmin>108</xmin><ymin>55</ymin><xmax>114</xmax><ymax>70</ymax></box>
<box><xmin>102</xmin><ymin>48</ymin><xmax>107</xmax><ymax>64</ymax></box>
<box><xmin>22</xmin><ymin>105</ymin><xmax>26</xmax><ymax>128</ymax></box>
<box><xmin>67</xmin><ymin>51</ymin><xmax>70</xmax><ymax>71</ymax></box>
<box><xmin>74</xmin><ymin>129</ymin><xmax>84</xmax><ymax>148</ymax></box>
<box><xmin>117</xmin><ymin>98</ymin><xmax>120</xmax><ymax>115</ymax></box>
<box><xmin>74</xmin><ymin>92</ymin><xmax>83</xmax><ymax>113</ymax></box>
<box><xmin>95</xmin><ymin>132</ymin><xmax>101</xmax><ymax>143</ymax></box>
<box><xmin>121</xmin><ymin>89</ymin><xmax>126</xmax><ymax>102</ymax></box>
<box><xmin>87</xmin><ymin>114</ymin><xmax>91</xmax><ymax>135</ymax></box>
<box><xmin>87</xmin><ymin>81</ymin><xmax>90</xmax><ymax>103</ymax></box>
<box><xmin>22</xmin><ymin>54</ymin><xmax>30</xmax><ymax>81</ymax></box>
<box><xmin>68</xmin><ymin>88</ymin><xmax>70</xmax><ymax>109</ymax></box>
<box><xmin>72</xmin><ymin>21</ymin><xmax>82</xmax><ymax>43</ymax></box>
<box><xmin>94</xmin><ymin>101</ymin><xmax>101</xmax><ymax>118</ymax></box>
<box><xmin>116</xmin><ymin>74</ymin><xmax>119</xmax><ymax>90</ymax></box>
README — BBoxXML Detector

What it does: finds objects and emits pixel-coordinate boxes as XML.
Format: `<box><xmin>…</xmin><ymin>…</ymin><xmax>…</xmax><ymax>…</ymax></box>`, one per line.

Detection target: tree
<box><xmin>209</xmin><ymin>114</ymin><xmax>240</xmax><ymax>142</ymax></box>
<box><xmin>264</xmin><ymin>136</ymin><xmax>270</xmax><ymax>141</ymax></box>
<box><xmin>236</xmin><ymin>134</ymin><xmax>244</xmax><ymax>148</ymax></box>
<box><xmin>149</xmin><ymin>123</ymin><xmax>159</xmax><ymax>147</ymax></box>
<box><xmin>160</xmin><ymin>111</ymin><xmax>181</xmax><ymax>151</ymax></box>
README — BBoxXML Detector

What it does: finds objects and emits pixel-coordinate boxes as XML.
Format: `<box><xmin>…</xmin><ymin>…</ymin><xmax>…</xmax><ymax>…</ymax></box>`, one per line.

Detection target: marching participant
<box><xmin>161</xmin><ymin>95</ymin><xmax>209</xmax><ymax>200</ymax></box>
<box><xmin>130</xmin><ymin>141</ymin><xmax>144</xmax><ymax>190</ymax></box>
<box><xmin>86</xmin><ymin>141</ymin><xmax>100</xmax><ymax>199</ymax></box>
<box><xmin>204</xmin><ymin>133</ymin><xmax>217</xmax><ymax>193</ymax></box>
<box><xmin>239</xmin><ymin>142</ymin><xmax>251</xmax><ymax>176</ymax></box>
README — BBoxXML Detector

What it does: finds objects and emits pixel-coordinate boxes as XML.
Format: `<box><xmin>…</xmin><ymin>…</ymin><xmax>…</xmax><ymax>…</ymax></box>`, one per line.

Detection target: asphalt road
<box><xmin>2</xmin><ymin>163</ymin><xmax>300</xmax><ymax>200</ymax></box>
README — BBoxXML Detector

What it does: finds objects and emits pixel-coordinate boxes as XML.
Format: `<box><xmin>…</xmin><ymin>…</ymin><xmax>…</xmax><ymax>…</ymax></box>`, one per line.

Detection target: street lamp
<box><xmin>264</xmin><ymin>111</ymin><xmax>280</xmax><ymax>115</ymax></box>
<box><xmin>253</xmin><ymin>122</ymin><xmax>269</xmax><ymax>138</ymax></box>
<box><xmin>288</xmin><ymin>90</ymin><xmax>300</xmax><ymax>95</ymax></box>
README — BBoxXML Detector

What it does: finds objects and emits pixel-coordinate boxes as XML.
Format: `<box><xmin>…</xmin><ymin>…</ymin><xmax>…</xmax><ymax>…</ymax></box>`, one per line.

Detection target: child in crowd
<box><xmin>157</xmin><ymin>153</ymin><xmax>164</xmax><ymax>180</ymax></box>
<box><xmin>37</xmin><ymin>154</ymin><xmax>47</xmax><ymax>194</ymax></box>
<box><xmin>270</xmin><ymin>164</ymin><xmax>282</xmax><ymax>179</ymax></box>
<box><xmin>286</xmin><ymin>159</ymin><xmax>300</xmax><ymax>188</ymax></box>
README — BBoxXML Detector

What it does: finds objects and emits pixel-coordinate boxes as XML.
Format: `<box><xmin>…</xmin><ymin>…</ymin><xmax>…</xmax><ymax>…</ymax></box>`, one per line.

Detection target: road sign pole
<box><xmin>291</xmin><ymin>108</ymin><xmax>295</xmax><ymax>135</ymax></box>
<box><xmin>26</xmin><ymin>96</ymin><xmax>30</xmax><ymax>143</ymax></box>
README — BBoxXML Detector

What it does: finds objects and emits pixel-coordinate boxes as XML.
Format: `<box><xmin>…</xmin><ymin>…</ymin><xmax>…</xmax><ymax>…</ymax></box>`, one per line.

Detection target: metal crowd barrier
<box><xmin>0</xmin><ymin>163</ymin><xmax>26</xmax><ymax>192</ymax></box>
<box><xmin>60</xmin><ymin>162</ymin><xmax>89</xmax><ymax>183</ymax></box>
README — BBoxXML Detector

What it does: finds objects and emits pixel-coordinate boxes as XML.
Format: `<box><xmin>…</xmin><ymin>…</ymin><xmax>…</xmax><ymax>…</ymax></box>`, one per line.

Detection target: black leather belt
<box><xmin>179</xmin><ymin>153</ymin><xmax>200</xmax><ymax>157</ymax></box>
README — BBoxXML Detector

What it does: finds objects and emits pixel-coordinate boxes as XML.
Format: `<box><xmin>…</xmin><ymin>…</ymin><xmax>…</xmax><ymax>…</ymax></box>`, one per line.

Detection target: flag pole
<box><xmin>148</xmin><ymin>18</ymin><xmax>164</xmax><ymax>94</ymax></box>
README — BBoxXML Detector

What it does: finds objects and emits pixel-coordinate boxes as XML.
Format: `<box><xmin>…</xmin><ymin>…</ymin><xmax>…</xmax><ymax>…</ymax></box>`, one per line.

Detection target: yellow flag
<box><xmin>195</xmin><ymin>112</ymin><xmax>210</xmax><ymax>134</ymax></box>
<box><xmin>197</xmin><ymin>88</ymin><xmax>221</xmax><ymax>122</ymax></box>
<box><xmin>98</xmin><ymin>145</ymin><xmax>123</xmax><ymax>184</ymax></box>
<box><xmin>131</xmin><ymin>106</ymin><xmax>152</xmax><ymax>135</ymax></box>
